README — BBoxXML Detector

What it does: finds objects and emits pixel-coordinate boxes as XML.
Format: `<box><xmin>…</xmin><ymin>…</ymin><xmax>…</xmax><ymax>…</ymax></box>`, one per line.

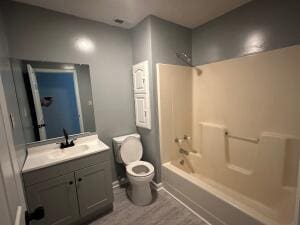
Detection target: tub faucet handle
<box><xmin>174</xmin><ymin>137</ymin><xmax>184</xmax><ymax>144</ymax></box>
<box><xmin>184</xmin><ymin>135</ymin><xmax>192</xmax><ymax>140</ymax></box>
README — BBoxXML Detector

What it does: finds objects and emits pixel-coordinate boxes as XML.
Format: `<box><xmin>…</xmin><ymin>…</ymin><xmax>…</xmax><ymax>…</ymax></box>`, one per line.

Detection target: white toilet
<box><xmin>113</xmin><ymin>133</ymin><xmax>155</xmax><ymax>206</ymax></box>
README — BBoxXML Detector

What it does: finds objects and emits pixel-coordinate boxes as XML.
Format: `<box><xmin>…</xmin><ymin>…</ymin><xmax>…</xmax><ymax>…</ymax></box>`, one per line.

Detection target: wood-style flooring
<box><xmin>89</xmin><ymin>187</ymin><xmax>208</xmax><ymax>225</ymax></box>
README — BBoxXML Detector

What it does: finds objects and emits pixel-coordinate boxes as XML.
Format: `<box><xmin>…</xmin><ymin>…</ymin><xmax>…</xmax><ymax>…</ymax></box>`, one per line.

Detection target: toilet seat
<box><xmin>120</xmin><ymin>136</ymin><xmax>155</xmax><ymax>177</ymax></box>
<box><xmin>120</xmin><ymin>136</ymin><xmax>143</xmax><ymax>165</ymax></box>
<box><xmin>126</xmin><ymin>161</ymin><xmax>154</xmax><ymax>177</ymax></box>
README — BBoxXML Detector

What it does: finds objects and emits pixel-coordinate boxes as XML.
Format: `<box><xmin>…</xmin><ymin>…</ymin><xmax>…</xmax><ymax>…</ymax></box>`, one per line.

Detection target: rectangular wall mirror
<box><xmin>10</xmin><ymin>59</ymin><xmax>96</xmax><ymax>144</ymax></box>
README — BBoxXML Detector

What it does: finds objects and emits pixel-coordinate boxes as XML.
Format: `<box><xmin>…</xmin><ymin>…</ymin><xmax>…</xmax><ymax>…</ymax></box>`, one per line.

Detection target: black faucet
<box><xmin>60</xmin><ymin>128</ymin><xmax>75</xmax><ymax>149</ymax></box>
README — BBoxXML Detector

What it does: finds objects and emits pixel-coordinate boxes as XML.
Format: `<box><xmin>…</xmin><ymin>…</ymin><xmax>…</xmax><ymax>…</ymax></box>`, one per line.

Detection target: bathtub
<box><xmin>156</xmin><ymin>62</ymin><xmax>300</xmax><ymax>225</ymax></box>
<box><xmin>162</xmin><ymin>153</ymin><xmax>298</xmax><ymax>225</ymax></box>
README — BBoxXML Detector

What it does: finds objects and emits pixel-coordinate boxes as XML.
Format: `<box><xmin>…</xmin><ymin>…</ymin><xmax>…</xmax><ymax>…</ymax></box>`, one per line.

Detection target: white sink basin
<box><xmin>47</xmin><ymin>145</ymin><xmax>89</xmax><ymax>159</ymax></box>
<box><xmin>22</xmin><ymin>134</ymin><xmax>110</xmax><ymax>173</ymax></box>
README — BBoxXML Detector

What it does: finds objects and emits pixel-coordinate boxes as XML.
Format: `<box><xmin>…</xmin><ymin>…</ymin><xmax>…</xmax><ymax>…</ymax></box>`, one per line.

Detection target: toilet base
<box><xmin>127</xmin><ymin>182</ymin><xmax>153</xmax><ymax>206</ymax></box>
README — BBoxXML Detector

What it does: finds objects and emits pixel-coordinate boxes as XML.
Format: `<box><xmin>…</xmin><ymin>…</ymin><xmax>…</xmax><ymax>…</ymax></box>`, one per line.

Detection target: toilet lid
<box><xmin>120</xmin><ymin>136</ymin><xmax>143</xmax><ymax>165</ymax></box>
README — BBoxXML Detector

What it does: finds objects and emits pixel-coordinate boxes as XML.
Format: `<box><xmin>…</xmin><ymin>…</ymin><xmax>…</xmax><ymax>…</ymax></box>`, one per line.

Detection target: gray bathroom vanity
<box><xmin>22</xmin><ymin>135</ymin><xmax>113</xmax><ymax>225</ymax></box>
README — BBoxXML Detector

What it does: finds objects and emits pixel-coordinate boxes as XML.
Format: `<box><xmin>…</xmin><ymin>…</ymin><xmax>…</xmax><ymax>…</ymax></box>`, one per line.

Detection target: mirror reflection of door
<box><xmin>27</xmin><ymin>64</ymin><xmax>47</xmax><ymax>140</ymax></box>
<box><xmin>27</xmin><ymin>65</ymin><xmax>84</xmax><ymax>140</ymax></box>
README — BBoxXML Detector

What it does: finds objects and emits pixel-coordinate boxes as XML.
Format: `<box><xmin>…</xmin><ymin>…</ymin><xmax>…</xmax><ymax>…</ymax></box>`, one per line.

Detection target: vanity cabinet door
<box><xmin>75</xmin><ymin>161</ymin><xmax>113</xmax><ymax>217</ymax></box>
<box><xmin>25</xmin><ymin>173</ymin><xmax>79</xmax><ymax>225</ymax></box>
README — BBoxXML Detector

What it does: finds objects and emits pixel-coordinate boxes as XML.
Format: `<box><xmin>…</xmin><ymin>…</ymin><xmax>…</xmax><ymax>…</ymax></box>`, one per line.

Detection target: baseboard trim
<box><xmin>113</xmin><ymin>180</ymin><xmax>163</xmax><ymax>191</ymax></box>
<box><xmin>112</xmin><ymin>177</ymin><xmax>129</xmax><ymax>189</ymax></box>
<box><xmin>112</xmin><ymin>180</ymin><xmax>122</xmax><ymax>189</ymax></box>
<box><xmin>151</xmin><ymin>181</ymin><xmax>164</xmax><ymax>191</ymax></box>
<box><xmin>162</xmin><ymin>186</ymin><xmax>213</xmax><ymax>225</ymax></box>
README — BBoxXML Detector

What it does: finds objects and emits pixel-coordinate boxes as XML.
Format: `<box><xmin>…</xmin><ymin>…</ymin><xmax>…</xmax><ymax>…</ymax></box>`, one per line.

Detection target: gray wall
<box><xmin>192</xmin><ymin>0</ymin><xmax>300</xmax><ymax>65</ymax></box>
<box><xmin>151</xmin><ymin>16</ymin><xmax>192</xmax><ymax>66</ymax></box>
<box><xmin>132</xmin><ymin>18</ymin><xmax>152</xmax><ymax>65</ymax></box>
<box><xmin>131</xmin><ymin>17</ymin><xmax>157</xmax><ymax>181</ymax></box>
<box><xmin>132</xmin><ymin>16</ymin><xmax>192</xmax><ymax>182</ymax></box>
<box><xmin>0</xmin><ymin>3</ymin><xmax>27</xmax><ymax>169</ymax></box>
<box><xmin>3</xmin><ymin>2</ymin><xmax>136</xmax><ymax>180</ymax></box>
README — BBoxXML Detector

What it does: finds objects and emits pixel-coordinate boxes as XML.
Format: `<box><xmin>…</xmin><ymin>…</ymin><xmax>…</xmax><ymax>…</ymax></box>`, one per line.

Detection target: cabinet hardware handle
<box><xmin>69</xmin><ymin>181</ymin><xmax>73</xmax><ymax>185</ymax></box>
<box><xmin>78</xmin><ymin>178</ymin><xmax>82</xmax><ymax>182</ymax></box>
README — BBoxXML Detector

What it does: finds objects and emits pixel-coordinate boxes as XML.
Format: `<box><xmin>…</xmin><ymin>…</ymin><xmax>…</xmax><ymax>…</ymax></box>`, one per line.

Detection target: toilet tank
<box><xmin>112</xmin><ymin>133</ymin><xmax>141</xmax><ymax>163</ymax></box>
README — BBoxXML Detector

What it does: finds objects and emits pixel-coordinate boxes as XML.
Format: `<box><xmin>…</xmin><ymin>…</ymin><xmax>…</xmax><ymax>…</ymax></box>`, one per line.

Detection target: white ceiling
<box><xmin>13</xmin><ymin>0</ymin><xmax>251</xmax><ymax>29</ymax></box>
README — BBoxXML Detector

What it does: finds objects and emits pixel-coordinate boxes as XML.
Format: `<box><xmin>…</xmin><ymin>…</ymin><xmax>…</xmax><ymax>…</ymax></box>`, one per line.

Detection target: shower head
<box><xmin>176</xmin><ymin>52</ymin><xmax>193</xmax><ymax>67</ymax></box>
<box><xmin>175</xmin><ymin>52</ymin><xmax>202</xmax><ymax>76</ymax></box>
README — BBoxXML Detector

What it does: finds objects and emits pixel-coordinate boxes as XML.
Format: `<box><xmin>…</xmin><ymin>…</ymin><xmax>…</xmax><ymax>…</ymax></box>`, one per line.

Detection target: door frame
<box><xmin>30</xmin><ymin>67</ymin><xmax>84</xmax><ymax>134</ymax></box>
<box><xmin>0</xmin><ymin>74</ymin><xmax>26</xmax><ymax>225</ymax></box>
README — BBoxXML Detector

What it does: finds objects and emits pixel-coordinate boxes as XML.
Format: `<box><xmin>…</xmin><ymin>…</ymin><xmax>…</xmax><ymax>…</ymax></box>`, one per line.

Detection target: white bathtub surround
<box><xmin>23</xmin><ymin>134</ymin><xmax>109</xmax><ymax>172</ymax></box>
<box><xmin>157</xmin><ymin>46</ymin><xmax>300</xmax><ymax>225</ymax></box>
<box><xmin>159</xmin><ymin>123</ymin><xmax>300</xmax><ymax>225</ymax></box>
<box><xmin>162</xmin><ymin>165</ymin><xmax>263</xmax><ymax>225</ymax></box>
<box><xmin>161</xmin><ymin>186</ymin><xmax>213</xmax><ymax>225</ymax></box>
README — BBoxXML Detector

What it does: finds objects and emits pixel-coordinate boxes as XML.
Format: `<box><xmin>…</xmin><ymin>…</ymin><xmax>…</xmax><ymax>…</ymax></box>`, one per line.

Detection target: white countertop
<box><xmin>22</xmin><ymin>134</ymin><xmax>109</xmax><ymax>173</ymax></box>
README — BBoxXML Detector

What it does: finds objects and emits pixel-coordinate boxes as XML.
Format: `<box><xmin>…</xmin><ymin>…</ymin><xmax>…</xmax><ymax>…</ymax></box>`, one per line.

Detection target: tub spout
<box><xmin>179</xmin><ymin>148</ymin><xmax>188</xmax><ymax>155</ymax></box>
<box><xmin>179</xmin><ymin>148</ymin><xmax>196</xmax><ymax>155</ymax></box>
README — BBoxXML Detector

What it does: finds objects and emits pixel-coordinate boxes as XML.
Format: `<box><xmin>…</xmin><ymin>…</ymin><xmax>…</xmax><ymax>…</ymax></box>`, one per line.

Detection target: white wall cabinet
<box><xmin>132</xmin><ymin>61</ymin><xmax>151</xmax><ymax>129</ymax></box>
<box><xmin>134</xmin><ymin>94</ymin><xmax>151</xmax><ymax>129</ymax></box>
<box><xmin>133</xmin><ymin>60</ymin><xmax>149</xmax><ymax>93</ymax></box>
